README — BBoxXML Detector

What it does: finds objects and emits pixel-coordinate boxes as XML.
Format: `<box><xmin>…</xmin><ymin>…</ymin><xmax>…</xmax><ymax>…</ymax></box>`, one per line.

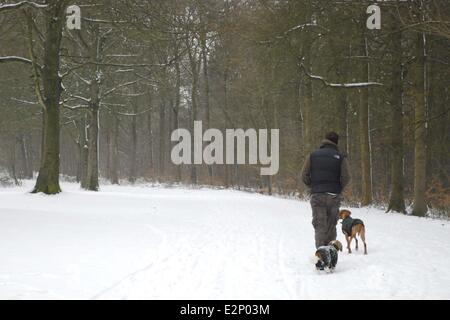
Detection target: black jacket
<box><xmin>341</xmin><ymin>217</ymin><xmax>364</xmax><ymax>236</ymax></box>
<box><xmin>302</xmin><ymin>139</ymin><xmax>351</xmax><ymax>194</ymax></box>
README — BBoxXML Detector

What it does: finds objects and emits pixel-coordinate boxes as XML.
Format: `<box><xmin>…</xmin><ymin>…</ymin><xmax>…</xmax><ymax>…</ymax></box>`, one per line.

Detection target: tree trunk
<box><xmin>172</xmin><ymin>60</ymin><xmax>181</xmax><ymax>181</ymax></box>
<box><xmin>9</xmin><ymin>138</ymin><xmax>19</xmax><ymax>185</ymax></box>
<box><xmin>32</xmin><ymin>1</ymin><xmax>66</xmax><ymax>194</ymax></box>
<box><xmin>147</xmin><ymin>99</ymin><xmax>154</xmax><ymax>177</ymax></box>
<box><xmin>86</xmin><ymin>104</ymin><xmax>99</xmax><ymax>191</ymax></box>
<box><xmin>412</xmin><ymin>31</ymin><xmax>428</xmax><ymax>217</ymax></box>
<box><xmin>111</xmin><ymin>116</ymin><xmax>119</xmax><ymax>184</ymax></box>
<box><xmin>105</xmin><ymin>118</ymin><xmax>112</xmax><ymax>181</ymax></box>
<box><xmin>84</xmin><ymin>58</ymin><xmax>101</xmax><ymax>191</ymax></box>
<box><xmin>359</xmin><ymin>37</ymin><xmax>372</xmax><ymax>206</ymax></box>
<box><xmin>201</xmin><ymin>28</ymin><xmax>213</xmax><ymax>183</ymax></box>
<box><xmin>387</xmin><ymin>30</ymin><xmax>406</xmax><ymax>213</ymax></box>
<box><xmin>339</xmin><ymin>91</ymin><xmax>348</xmax><ymax>155</ymax></box>
<box><xmin>159</xmin><ymin>96</ymin><xmax>166</xmax><ymax>179</ymax></box>
<box><xmin>223</xmin><ymin>71</ymin><xmax>230</xmax><ymax>188</ymax></box>
<box><xmin>300</xmin><ymin>47</ymin><xmax>314</xmax><ymax>157</ymax></box>
<box><xmin>129</xmin><ymin>103</ymin><xmax>138</xmax><ymax>183</ymax></box>
<box><xmin>84</xmin><ymin>25</ymin><xmax>103</xmax><ymax>191</ymax></box>
<box><xmin>18</xmin><ymin>134</ymin><xmax>33</xmax><ymax>179</ymax></box>
<box><xmin>189</xmin><ymin>52</ymin><xmax>199</xmax><ymax>185</ymax></box>
<box><xmin>80</xmin><ymin>114</ymin><xmax>89</xmax><ymax>187</ymax></box>
<box><xmin>335</xmin><ymin>48</ymin><xmax>349</xmax><ymax>156</ymax></box>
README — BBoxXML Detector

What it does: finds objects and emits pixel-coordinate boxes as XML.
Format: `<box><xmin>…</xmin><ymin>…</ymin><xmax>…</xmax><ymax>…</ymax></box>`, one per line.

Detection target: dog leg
<box><xmin>360</xmin><ymin>228</ymin><xmax>367</xmax><ymax>255</ymax></box>
<box><xmin>355</xmin><ymin>237</ymin><xmax>359</xmax><ymax>251</ymax></box>
<box><xmin>345</xmin><ymin>235</ymin><xmax>351</xmax><ymax>254</ymax></box>
<box><xmin>348</xmin><ymin>236</ymin><xmax>354</xmax><ymax>254</ymax></box>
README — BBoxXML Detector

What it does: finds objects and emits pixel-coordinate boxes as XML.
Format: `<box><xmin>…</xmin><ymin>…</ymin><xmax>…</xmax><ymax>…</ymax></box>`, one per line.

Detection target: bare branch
<box><xmin>0</xmin><ymin>56</ymin><xmax>32</xmax><ymax>65</ymax></box>
<box><xmin>65</xmin><ymin>94</ymin><xmax>91</xmax><ymax>103</ymax></box>
<box><xmin>299</xmin><ymin>64</ymin><xmax>383</xmax><ymax>88</ymax></box>
<box><xmin>73</xmin><ymin>61</ymin><xmax>166</xmax><ymax>68</ymax></box>
<box><xmin>102</xmin><ymin>80</ymin><xmax>138</xmax><ymax>98</ymax></box>
<box><xmin>0</xmin><ymin>1</ymin><xmax>48</xmax><ymax>13</ymax></box>
<box><xmin>62</xmin><ymin>103</ymin><xmax>89</xmax><ymax>110</ymax></box>
<box><xmin>103</xmin><ymin>105</ymin><xmax>152</xmax><ymax>117</ymax></box>
<box><xmin>10</xmin><ymin>97</ymin><xmax>37</xmax><ymax>105</ymax></box>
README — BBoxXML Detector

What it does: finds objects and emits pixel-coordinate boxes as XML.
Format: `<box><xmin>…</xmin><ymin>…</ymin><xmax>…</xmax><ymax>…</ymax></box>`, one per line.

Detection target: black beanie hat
<box><xmin>325</xmin><ymin>132</ymin><xmax>339</xmax><ymax>145</ymax></box>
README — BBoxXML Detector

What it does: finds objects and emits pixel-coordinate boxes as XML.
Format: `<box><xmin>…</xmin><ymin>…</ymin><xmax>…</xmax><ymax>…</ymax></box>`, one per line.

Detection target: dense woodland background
<box><xmin>0</xmin><ymin>0</ymin><xmax>449</xmax><ymax>216</ymax></box>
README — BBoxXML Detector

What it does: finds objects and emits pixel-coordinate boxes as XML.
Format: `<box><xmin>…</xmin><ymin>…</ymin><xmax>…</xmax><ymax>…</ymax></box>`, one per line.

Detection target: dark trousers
<box><xmin>310</xmin><ymin>193</ymin><xmax>341</xmax><ymax>249</ymax></box>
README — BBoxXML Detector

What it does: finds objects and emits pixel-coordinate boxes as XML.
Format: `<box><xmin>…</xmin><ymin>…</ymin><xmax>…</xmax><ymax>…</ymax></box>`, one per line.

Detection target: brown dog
<box><xmin>339</xmin><ymin>209</ymin><xmax>367</xmax><ymax>255</ymax></box>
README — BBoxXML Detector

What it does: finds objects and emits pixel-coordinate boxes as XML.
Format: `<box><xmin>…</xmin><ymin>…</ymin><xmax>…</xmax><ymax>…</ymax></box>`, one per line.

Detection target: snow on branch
<box><xmin>102</xmin><ymin>105</ymin><xmax>152</xmax><ymax>117</ymax></box>
<box><xmin>285</xmin><ymin>23</ymin><xmax>317</xmax><ymax>33</ymax></box>
<box><xmin>114</xmin><ymin>92</ymin><xmax>146</xmax><ymax>97</ymax></box>
<box><xmin>82</xmin><ymin>18</ymin><xmax>127</xmax><ymax>24</ymax></box>
<box><xmin>259</xmin><ymin>21</ymin><xmax>329</xmax><ymax>45</ymax></box>
<box><xmin>10</xmin><ymin>97</ymin><xmax>37</xmax><ymax>105</ymax></box>
<box><xmin>100</xmin><ymin>102</ymin><xmax>127</xmax><ymax>108</ymax></box>
<box><xmin>106</xmin><ymin>54</ymin><xmax>140</xmax><ymax>58</ymax></box>
<box><xmin>66</xmin><ymin>94</ymin><xmax>91</xmax><ymax>103</ymax></box>
<box><xmin>299</xmin><ymin>64</ymin><xmax>383</xmax><ymax>88</ymax></box>
<box><xmin>74</xmin><ymin>61</ymin><xmax>167</xmax><ymax>68</ymax></box>
<box><xmin>0</xmin><ymin>56</ymin><xmax>32</xmax><ymax>65</ymax></box>
<box><xmin>102</xmin><ymin>80</ymin><xmax>138</xmax><ymax>98</ymax></box>
<box><xmin>62</xmin><ymin>103</ymin><xmax>89</xmax><ymax>110</ymax></box>
<box><xmin>284</xmin><ymin>22</ymin><xmax>329</xmax><ymax>35</ymax></box>
<box><xmin>0</xmin><ymin>1</ymin><xmax>48</xmax><ymax>12</ymax></box>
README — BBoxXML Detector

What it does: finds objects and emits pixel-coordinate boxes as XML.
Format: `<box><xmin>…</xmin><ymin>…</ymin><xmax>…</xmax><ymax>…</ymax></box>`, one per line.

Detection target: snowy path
<box><xmin>0</xmin><ymin>182</ymin><xmax>449</xmax><ymax>299</ymax></box>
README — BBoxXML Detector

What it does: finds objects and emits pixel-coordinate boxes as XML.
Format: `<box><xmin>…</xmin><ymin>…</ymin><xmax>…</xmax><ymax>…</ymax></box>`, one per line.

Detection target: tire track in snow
<box><xmin>276</xmin><ymin>234</ymin><xmax>295</xmax><ymax>299</ymax></box>
<box><xmin>91</xmin><ymin>221</ymin><xmax>219</xmax><ymax>299</ymax></box>
<box><xmin>90</xmin><ymin>224</ymin><xmax>169</xmax><ymax>300</ymax></box>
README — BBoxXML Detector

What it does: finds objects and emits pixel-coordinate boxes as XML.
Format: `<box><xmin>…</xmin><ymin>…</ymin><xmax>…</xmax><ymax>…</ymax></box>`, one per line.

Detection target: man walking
<box><xmin>301</xmin><ymin>132</ymin><xmax>351</xmax><ymax>249</ymax></box>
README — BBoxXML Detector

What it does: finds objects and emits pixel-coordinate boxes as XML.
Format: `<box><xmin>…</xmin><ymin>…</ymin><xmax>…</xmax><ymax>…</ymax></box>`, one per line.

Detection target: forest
<box><xmin>0</xmin><ymin>0</ymin><xmax>449</xmax><ymax>217</ymax></box>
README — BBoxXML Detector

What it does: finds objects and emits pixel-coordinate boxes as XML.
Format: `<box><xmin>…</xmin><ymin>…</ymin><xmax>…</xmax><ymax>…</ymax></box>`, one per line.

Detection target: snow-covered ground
<box><xmin>1</xmin><ymin>181</ymin><xmax>449</xmax><ymax>300</ymax></box>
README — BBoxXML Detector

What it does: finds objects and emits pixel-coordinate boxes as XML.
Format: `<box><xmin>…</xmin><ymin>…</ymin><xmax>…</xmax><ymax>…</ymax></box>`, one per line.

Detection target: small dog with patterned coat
<box><xmin>314</xmin><ymin>240</ymin><xmax>343</xmax><ymax>272</ymax></box>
